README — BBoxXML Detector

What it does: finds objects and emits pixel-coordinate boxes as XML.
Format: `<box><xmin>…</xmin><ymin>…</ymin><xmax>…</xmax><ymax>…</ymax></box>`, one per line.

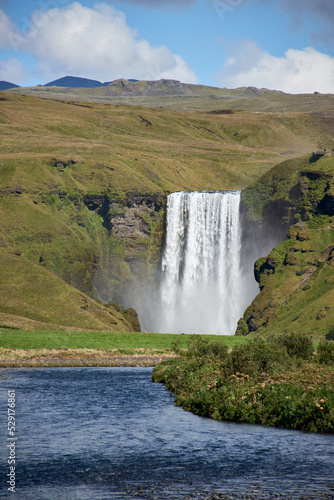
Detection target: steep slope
<box><xmin>0</xmin><ymin>252</ymin><xmax>140</xmax><ymax>332</ymax></box>
<box><xmin>238</xmin><ymin>154</ymin><xmax>334</xmax><ymax>338</ymax></box>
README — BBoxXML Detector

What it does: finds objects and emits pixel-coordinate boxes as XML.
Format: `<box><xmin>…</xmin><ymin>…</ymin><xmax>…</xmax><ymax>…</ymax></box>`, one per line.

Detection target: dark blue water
<box><xmin>0</xmin><ymin>367</ymin><xmax>333</xmax><ymax>499</ymax></box>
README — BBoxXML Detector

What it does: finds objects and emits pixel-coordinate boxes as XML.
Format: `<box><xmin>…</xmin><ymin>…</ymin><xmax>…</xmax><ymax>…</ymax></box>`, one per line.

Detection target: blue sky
<box><xmin>0</xmin><ymin>0</ymin><xmax>334</xmax><ymax>93</ymax></box>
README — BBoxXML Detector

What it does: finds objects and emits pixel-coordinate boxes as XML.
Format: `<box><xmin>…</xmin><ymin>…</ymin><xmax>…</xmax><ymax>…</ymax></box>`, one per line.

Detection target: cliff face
<box><xmin>238</xmin><ymin>154</ymin><xmax>334</xmax><ymax>339</ymax></box>
<box><xmin>86</xmin><ymin>190</ymin><xmax>166</xmax><ymax>305</ymax></box>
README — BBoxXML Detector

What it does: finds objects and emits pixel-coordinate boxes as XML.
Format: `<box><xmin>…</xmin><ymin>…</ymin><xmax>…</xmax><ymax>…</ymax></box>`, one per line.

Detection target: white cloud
<box><xmin>20</xmin><ymin>2</ymin><xmax>196</xmax><ymax>84</ymax></box>
<box><xmin>216</xmin><ymin>41</ymin><xmax>334</xmax><ymax>94</ymax></box>
<box><xmin>0</xmin><ymin>9</ymin><xmax>17</xmax><ymax>48</ymax></box>
<box><xmin>0</xmin><ymin>57</ymin><xmax>27</xmax><ymax>84</ymax></box>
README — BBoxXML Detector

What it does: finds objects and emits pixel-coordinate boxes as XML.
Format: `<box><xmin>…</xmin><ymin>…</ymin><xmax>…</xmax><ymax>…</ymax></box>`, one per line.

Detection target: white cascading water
<box><xmin>158</xmin><ymin>190</ymin><xmax>244</xmax><ymax>335</ymax></box>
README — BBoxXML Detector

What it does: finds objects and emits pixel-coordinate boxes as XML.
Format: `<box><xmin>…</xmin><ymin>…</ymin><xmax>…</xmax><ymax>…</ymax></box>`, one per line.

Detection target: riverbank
<box><xmin>0</xmin><ymin>348</ymin><xmax>175</xmax><ymax>368</ymax></box>
<box><xmin>152</xmin><ymin>334</ymin><xmax>334</xmax><ymax>433</ymax></box>
<box><xmin>0</xmin><ymin>330</ymin><xmax>247</xmax><ymax>368</ymax></box>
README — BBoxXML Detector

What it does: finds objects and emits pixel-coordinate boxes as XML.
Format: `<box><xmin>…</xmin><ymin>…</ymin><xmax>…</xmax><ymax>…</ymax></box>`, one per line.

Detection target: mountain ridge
<box><xmin>8</xmin><ymin>77</ymin><xmax>334</xmax><ymax>113</ymax></box>
<box><xmin>44</xmin><ymin>76</ymin><xmax>111</xmax><ymax>88</ymax></box>
<box><xmin>0</xmin><ymin>81</ymin><xmax>20</xmax><ymax>91</ymax></box>
<box><xmin>45</xmin><ymin>76</ymin><xmax>140</xmax><ymax>87</ymax></box>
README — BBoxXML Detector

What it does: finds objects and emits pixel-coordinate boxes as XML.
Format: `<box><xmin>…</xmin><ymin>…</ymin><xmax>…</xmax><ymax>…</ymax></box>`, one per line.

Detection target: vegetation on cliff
<box><xmin>152</xmin><ymin>335</ymin><xmax>334</xmax><ymax>433</ymax></box>
<box><xmin>239</xmin><ymin>153</ymin><xmax>334</xmax><ymax>338</ymax></box>
<box><xmin>241</xmin><ymin>153</ymin><xmax>334</xmax><ymax>228</ymax></box>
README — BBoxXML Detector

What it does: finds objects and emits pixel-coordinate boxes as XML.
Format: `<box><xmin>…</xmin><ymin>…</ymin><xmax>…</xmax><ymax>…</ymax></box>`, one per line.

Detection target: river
<box><xmin>0</xmin><ymin>367</ymin><xmax>333</xmax><ymax>499</ymax></box>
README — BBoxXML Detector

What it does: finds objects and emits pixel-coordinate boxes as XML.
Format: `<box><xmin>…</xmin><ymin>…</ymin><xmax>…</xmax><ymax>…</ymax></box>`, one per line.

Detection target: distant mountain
<box><xmin>0</xmin><ymin>81</ymin><xmax>20</xmax><ymax>91</ymax></box>
<box><xmin>45</xmin><ymin>76</ymin><xmax>105</xmax><ymax>88</ymax></box>
<box><xmin>44</xmin><ymin>76</ymin><xmax>139</xmax><ymax>88</ymax></box>
<box><xmin>9</xmin><ymin>77</ymin><xmax>334</xmax><ymax>114</ymax></box>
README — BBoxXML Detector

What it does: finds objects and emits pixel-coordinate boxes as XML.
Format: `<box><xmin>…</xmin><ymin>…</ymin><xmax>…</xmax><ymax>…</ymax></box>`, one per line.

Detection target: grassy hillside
<box><xmin>1</xmin><ymin>91</ymin><xmax>325</xmax><ymax>194</ymax></box>
<box><xmin>0</xmin><ymin>252</ymin><xmax>140</xmax><ymax>332</ymax></box>
<box><xmin>0</xmin><ymin>89</ymin><xmax>333</xmax><ymax>332</ymax></box>
<box><xmin>238</xmin><ymin>154</ymin><xmax>334</xmax><ymax>339</ymax></box>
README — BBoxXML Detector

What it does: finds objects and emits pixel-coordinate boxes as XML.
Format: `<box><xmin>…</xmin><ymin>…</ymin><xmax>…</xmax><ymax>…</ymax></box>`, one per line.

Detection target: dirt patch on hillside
<box><xmin>0</xmin><ymin>348</ymin><xmax>176</xmax><ymax>368</ymax></box>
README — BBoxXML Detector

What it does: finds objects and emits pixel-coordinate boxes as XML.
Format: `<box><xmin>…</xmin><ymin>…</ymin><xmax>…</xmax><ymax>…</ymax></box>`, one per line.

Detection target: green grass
<box><xmin>243</xmin><ymin>215</ymin><xmax>334</xmax><ymax>338</ymax></box>
<box><xmin>0</xmin><ymin>91</ymin><xmax>328</xmax><ymax>195</ymax></box>
<box><xmin>241</xmin><ymin>154</ymin><xmax>334</xmax><ymax>223</ymax></box>
<box><xmin>0</xmin><ymin>330</ymin><xmax>248</xmax><ymax>351</ymax></box>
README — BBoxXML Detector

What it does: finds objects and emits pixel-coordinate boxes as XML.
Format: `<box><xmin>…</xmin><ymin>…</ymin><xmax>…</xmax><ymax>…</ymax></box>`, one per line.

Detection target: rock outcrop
<box><xmin>88</xmin><ymin>190</ymin><xmax>166</xmax><ymax>306</ymax></box>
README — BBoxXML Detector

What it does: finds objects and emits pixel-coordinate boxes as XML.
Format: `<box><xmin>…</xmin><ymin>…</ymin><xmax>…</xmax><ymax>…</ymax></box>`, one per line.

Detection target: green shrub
<box><xmin>317</xmin><ymin>341</ymin><xmax>334</xmax><ymax>365</ymax></box>
<box><xmin>250</xmin><ymin>337</ymin><xmax>289</xmax><ymax>372</ymax></box>
<box><xmin>227</xmin><ymin>337</ymin><xmax>288</xmax><ymax>376</ymax></box>
<box><xmin>185</xmin><ymin>335</ymin><xmax>229</xmax><ymax>361</ymax></box>
<box><xmin>228</xmin><ymin>343</ymin><xmax>255</xmax><ymax>375</ymax></box>
<box><xmin>278</xmin><ymin>332</ymin><xmax>314</xmax><ymax>360</ymax></box>
<box><xmin>325</xmin><ymin>327</ymin><xmax>334</xmax><ymax>341</ymax></box>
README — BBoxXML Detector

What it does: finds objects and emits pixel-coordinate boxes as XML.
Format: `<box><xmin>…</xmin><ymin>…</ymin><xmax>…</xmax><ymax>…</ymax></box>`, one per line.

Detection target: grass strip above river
<box><xmin>0</xmin><ymin>329</ymin><xmax>247</xmax><ymax>350</ymax></box>
<box><xmin>0</xmin><ymin>330</ymin><xmax>248</xmax><ymax>367</ymax></box>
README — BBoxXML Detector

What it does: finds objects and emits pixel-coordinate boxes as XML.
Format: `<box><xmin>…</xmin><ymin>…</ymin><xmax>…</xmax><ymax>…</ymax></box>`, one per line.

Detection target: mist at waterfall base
<box><xmin>136</xmin><ymin>190</ymin><xmax>271</xmax><ymax>335</ymax></box>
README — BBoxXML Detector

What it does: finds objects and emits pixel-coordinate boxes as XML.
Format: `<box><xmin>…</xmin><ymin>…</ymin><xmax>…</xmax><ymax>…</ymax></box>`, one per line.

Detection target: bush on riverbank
<box><xmin>152</xmin><ymin>334</ymin><xmax>334</xmax><ymax>433</ymax></box>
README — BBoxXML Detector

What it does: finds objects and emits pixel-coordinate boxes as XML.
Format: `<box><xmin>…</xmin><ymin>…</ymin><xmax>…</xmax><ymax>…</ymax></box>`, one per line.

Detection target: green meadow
<box><xmin>0</xmin><ymin>329</ymin><xmax>247</xmax><ymax>351</ymax></box>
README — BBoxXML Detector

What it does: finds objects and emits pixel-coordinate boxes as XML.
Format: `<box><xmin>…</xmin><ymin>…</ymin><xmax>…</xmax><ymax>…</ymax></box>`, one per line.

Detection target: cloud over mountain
<box><xmin>217</xmin><ymin>40</ymin><xmax>334</xmax><ymax>94</ymax></box>
<box><xmin>0</xmin><ymin>8</ymin><xmax>16</xmax><ymax>48</ymax></box>
<box><xmin>0</xmin><ymin>58</ymin><xmax>26</xmax><ymax>84</ymax></box>
<box><xmin>5</xmin><ymin>2</ymin><xmax>197</xmax><ymax>84</ymax></box>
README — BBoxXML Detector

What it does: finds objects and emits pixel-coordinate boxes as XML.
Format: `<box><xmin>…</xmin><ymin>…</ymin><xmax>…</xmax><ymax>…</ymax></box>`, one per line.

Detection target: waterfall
<box><xmin>158</xmin><ymin>190</ymin><xmax>245</xmax><ymax>335</ymax></box>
